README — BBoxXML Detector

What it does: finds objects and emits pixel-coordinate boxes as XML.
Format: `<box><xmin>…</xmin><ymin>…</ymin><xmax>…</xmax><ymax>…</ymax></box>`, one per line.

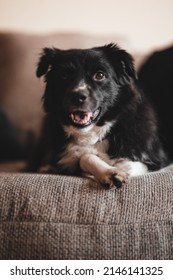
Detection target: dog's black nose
<box><xmin>71</xmin><ymin>92</ymin><xmax>88</xmax><ymax>104</ymax></box>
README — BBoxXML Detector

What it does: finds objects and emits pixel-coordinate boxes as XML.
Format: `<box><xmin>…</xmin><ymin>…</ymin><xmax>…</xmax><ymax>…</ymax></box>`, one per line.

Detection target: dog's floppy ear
<box><xmin>36</xmin><ymin>48</ymin><xmax>56</xmax><ymax>78</ymax></box>
<box><xmin>103</xmin><ymin>43</ymin><xmax>137</xmax><ymax>83</ymax></box>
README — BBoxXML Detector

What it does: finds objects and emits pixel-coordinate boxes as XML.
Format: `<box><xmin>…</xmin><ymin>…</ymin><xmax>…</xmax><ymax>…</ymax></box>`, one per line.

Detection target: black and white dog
<box><xmin>30</xmin><ymin>43</ymin><xmax>167</xmax><ymax>189</ymax></box>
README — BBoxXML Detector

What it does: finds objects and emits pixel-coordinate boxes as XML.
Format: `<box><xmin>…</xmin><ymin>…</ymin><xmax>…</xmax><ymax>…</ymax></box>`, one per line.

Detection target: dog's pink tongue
<box><xmin>71</xmin><ymin>112</ymin><xmax>92</xmax><ymax>124</ymax></box>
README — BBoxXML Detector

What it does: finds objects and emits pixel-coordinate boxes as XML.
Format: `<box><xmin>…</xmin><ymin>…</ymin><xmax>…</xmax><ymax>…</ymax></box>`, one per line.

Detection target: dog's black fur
<box><xmin>28</xmin><ymin>43</ymin><xmax>167</xmax><ymax>188</ymax></box>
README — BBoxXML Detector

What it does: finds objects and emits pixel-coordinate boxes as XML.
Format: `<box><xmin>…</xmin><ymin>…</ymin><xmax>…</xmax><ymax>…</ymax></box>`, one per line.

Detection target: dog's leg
<box><xmin>79</xmin><ymin>154</ymin><xmax>129</xmax><ymax>189</ymax></box>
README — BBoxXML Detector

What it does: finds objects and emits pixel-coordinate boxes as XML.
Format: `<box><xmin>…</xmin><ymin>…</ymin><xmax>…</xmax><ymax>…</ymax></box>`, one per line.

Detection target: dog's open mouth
<box><xmin>69</xmin><ymin>108</ymin><xmax>101</xmax><ymax>127</ymax></box>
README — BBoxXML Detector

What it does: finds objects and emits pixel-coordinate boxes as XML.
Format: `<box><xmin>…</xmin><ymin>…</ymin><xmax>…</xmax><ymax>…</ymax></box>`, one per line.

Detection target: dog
<box><xmin>29</xmin><ymin>43</ymin><xmax>168</xmax><ymax>189</ymax></box>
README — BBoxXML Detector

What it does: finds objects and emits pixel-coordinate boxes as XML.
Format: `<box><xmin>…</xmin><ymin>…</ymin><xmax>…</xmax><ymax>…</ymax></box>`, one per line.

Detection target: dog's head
<box><xmin>37</xmin><ymin>43</ymin><xmax>137</xmax><ymax>128</ymax></box>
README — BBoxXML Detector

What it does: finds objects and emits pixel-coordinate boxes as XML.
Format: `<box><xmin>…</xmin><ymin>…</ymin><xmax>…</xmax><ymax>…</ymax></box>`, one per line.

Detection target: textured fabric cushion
<box><xmin>0</xmin><ymin>166</ymin><xmax>173</xmax><ymax>260</ymax></box>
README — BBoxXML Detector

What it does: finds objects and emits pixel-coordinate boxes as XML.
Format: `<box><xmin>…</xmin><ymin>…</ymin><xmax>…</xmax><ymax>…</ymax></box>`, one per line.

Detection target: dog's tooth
<box><xmin>70</xmin><ymin>113</ymin><xmax>75</xmax><ymax>121</ymax></box>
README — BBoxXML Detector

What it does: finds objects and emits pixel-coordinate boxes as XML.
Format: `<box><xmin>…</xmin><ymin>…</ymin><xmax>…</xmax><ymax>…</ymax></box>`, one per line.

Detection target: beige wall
<box><xmin>0</xmin><ymin>0</ymin><xmax>173</xmax><ymax>53</ymax></box>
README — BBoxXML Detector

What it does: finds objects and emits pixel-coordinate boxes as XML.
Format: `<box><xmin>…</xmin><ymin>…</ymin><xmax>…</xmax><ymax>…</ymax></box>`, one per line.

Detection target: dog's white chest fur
<box><xmin>58</xmin><ymin>122</ymin><xmax>113</xmax><ymax>171</ymax></box>
<box><xmin>57</xmin><ymin>121</ymin><xmax>148</xmax><ymax>187</ymax></box>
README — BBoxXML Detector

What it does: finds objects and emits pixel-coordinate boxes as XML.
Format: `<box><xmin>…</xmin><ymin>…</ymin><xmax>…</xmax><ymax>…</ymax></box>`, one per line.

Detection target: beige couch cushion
<box><xmin>0</xmin><ymin>32</ymin><xmax>127</xmax><ymax>137</ymax></box>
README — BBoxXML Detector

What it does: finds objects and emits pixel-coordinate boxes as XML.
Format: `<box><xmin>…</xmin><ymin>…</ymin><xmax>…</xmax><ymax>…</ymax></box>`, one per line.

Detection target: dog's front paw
<box><xmin>99</xmin><ymin>168</ymin><xmax>129</xmax><ymax>190</ymax></box>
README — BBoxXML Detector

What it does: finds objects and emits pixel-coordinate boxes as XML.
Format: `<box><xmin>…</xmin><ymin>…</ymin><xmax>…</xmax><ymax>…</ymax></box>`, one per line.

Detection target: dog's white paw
<box><xmin>113</xmin><ymin>158</ymin><xmax>148</xmax><ymax>177</ymax></box>
<box><xmin>99</xmin><ymin>167</ymin><xmax>129</xmax><ymax>190</ymax></box>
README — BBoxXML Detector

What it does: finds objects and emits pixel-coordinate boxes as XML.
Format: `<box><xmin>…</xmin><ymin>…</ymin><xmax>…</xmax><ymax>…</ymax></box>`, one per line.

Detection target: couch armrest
<box><xmin>0</xmin><ymin>166</ymin><xmax>173</xmax><ymax>259</ymax></box>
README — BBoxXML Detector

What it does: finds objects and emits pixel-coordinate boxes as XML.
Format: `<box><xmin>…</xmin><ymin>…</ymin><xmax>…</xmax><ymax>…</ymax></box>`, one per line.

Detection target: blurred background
<box><xmin>0</xmin><ymin>0</ymin><xmax>173</xmax><ymax>168</ymax></box>
<box><xmin>0</xmin><ymin>0</ymin><xmax>173</xmax><ymax>53</ymax></box>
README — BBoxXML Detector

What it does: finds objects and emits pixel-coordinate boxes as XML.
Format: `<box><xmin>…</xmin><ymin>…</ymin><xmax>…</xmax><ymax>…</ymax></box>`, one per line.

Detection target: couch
<box><xmin>0</xmin><ymin>32</ymin><xmax>173</xmax><ymax>260</ymax></box>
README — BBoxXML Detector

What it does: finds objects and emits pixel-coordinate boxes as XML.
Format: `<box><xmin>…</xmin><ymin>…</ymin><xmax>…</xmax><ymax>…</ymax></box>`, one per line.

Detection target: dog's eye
<box><xmin>93</xmin><ymin>71</ymin><xmax>106</xmax><ymax>81</ymax></box>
